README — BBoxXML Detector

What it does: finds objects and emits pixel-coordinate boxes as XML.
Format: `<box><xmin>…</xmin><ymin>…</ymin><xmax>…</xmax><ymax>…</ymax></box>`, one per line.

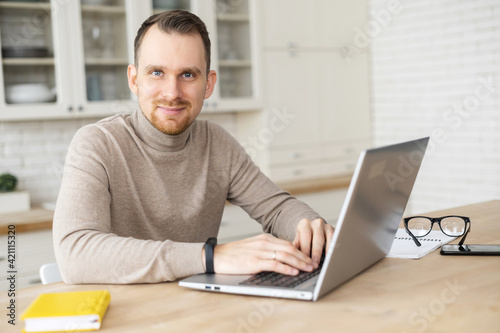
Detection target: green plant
<box><xmin>0</xmin><ymin>173</ymin><xmax>18</xmax><ymax>192</ymax></box>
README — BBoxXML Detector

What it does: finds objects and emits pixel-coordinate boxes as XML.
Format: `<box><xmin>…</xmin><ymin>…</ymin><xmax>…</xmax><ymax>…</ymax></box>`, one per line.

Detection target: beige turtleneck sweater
<box><xmin>53</xmin><ymin>109</ymin><xmax>322</xmax><ymax>284</ymax></box>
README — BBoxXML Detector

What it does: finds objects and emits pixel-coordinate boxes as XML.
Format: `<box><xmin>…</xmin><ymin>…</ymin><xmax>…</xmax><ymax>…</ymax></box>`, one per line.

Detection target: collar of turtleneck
<box><xmin>131</xmin><ymin>109</ymin><xmax>193</xmax><ymax>153</ymax></box>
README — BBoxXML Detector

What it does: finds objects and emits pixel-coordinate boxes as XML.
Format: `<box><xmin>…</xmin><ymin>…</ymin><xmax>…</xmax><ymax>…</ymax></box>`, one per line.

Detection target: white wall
<box><xmin>0</xmin><ymin>118</ymin><xmax>99</xmax><ymax>205</ymax></box>
<box><xmin>369</xmin><ymin>0</ymin><xmax>500</xmax><ymax>213</ymax></box>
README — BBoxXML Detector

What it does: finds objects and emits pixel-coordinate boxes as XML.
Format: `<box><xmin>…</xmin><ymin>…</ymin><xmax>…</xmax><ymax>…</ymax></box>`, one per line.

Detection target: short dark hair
<box><xmin>133</xmin><ymin>10</ymin><xmax>211</xmax><ymax>74</ymax></box>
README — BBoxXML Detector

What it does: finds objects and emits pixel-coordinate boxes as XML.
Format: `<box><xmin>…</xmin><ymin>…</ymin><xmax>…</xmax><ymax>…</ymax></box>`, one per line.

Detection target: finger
<box><xmin>261</xmin><ymin>235</ymin><xmax>314</xmax><ymax>263</ymax></box>
<box><xmin>295</xmin><ymin>219</ymin><xmax>313</xmax><ymax>257</ymax></box>
<box><xmin>310</xmin><ymin>219</ymin><xmax>326</xmax><ymax>265</ymax></box>
<box><xmin>324</xmin><ymin>224</ymin><xmax>335</xmax><ymax>252</ymax></box>
<box><xmin>261</xmin><ymin>258</ymin><xmax>300</xmax><ymax>276</ymax></box>
<box><xmin>252</xmin><ymin>234</ymin><xmax>314</xmax><ymax>267</ymax></box>
<box><xmin>270</xmin><ymin>248</ymin><xmax>314</xmax><ymax>272</ymax></box>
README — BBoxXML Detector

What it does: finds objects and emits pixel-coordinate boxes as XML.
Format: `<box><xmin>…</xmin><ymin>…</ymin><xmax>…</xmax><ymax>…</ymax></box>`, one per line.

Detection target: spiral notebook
<box><xmin>387</xmin><ymin>229</ymin><xmax>456</xmax><ymax>259</ymax></box>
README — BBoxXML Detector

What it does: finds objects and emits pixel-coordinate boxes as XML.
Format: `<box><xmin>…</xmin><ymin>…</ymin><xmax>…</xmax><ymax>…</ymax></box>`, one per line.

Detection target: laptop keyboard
<box><xmin>240</xmin><ymin>257</ymin><xmax>324</xmax><ymax>288</ymax></box>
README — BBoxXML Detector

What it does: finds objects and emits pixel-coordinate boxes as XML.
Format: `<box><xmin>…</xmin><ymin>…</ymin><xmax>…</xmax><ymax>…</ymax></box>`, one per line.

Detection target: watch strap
<box><xmin>204</xmin><ymin>237</ymin><xmax>217</xmax><ymax>274</ymax></box>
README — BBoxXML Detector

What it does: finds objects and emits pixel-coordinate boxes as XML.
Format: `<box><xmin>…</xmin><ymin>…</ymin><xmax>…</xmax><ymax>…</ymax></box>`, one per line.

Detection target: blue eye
<box><xmin>183</xmin><ymin>72</ymin><xmax>194</xmax><ymax>78</ymax></box>
<box><xmin>152</xmin><ymin>70</ymin><xmax>162</xmax><ymax>76</ymax></box>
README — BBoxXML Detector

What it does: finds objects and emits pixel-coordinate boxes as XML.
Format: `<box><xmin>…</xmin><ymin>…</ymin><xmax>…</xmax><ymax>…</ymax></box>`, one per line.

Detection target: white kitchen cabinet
<box><xmin>263</xmin><ymin>50</ymin><xmax>370</xmax><ymax>183</ymax></box>
<box><xmin>0</xmin><ymin>229</ymin><xmax>56</xmax><ymax>291</ymax></box>
<box><xmin>318</xmin><ymin>52</ymin><xmax>370</xmax><ymax>143</ymax></box>
<box><xmin>259</xmin><ymin>0</ymin><xmax>371</xmax><ymax>183</ymax></box>
<box><xmin>262</xmin><ymin>0</ymin><xmax>367</xmax><ymax>50</ymax></box>
<box><xmin>263</xmin><ymin>49</ymin><xmax>370</xmax><ymax>148</ymax></box>
<box><xmin>263</xmin><ymin>50</ymin><xmax>321</xmax><ymax>147</ymax></box>
<box><xmin>261</xmin><ymin>0</ymin><xmax>318</xmax><ymax>49</ymax></box>
<box><xmin>69</xmin><ymin>0</ymin><xmax>139</xmax><ymax>117</ymax></box>
<box><xmin>0</xmin><ymin>1</ymin><xmax>72</xmax><ymax>120</ymax></box>
<box><xmin>317</xmin><ymin>0</ymin><xmax>368</xmax><ymax>49</ymax></box>
<box><xmin>0</xmin><ymin>0</ymin><xmax>139</xmax><ymax>121</ymax></box>
<box><xmin>201</xmin><ymin>0</ymin><xmax>262</xmax><ymax>113</ymax></box>
<box><xmin>0</xmin><ymin>0</ymin><xmax>261</xmax><ymax>121</ymax></box>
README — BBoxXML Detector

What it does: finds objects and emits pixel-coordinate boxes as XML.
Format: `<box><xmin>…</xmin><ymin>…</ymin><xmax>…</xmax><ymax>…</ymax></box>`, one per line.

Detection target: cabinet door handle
<box><xmin>78</xmin><ymin>105</ymin><xmax>84</xmax><ymax>112</ymax></box>
<box><xmin>286</xmin><ymin>42</ymin><xmax>298</xmax><ymax>57</ymax></box>
<box><xmin>67</xmin><ymin>106</ymin><xmax>73</xmax><ymax>112</ymax></box>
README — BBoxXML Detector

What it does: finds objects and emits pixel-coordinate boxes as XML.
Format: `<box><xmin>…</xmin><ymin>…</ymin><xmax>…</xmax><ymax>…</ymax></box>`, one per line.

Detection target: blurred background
<box><xmin>0</xmin><ymin>0</ymin><xmax>499</xmax><ymax>289</ymax></box>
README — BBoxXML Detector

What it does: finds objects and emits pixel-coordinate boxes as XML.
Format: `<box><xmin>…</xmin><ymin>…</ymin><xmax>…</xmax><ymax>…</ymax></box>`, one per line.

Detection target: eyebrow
<box><xmin>143</xmin><ymin>65</ymin><xmax>203</xmax><ymax>76</ymax></box>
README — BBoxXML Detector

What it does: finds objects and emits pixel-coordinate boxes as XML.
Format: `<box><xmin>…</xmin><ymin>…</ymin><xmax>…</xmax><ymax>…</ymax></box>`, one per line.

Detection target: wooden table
<box><xmin>2</xmin><ymin>200</ymin><xmax>500</xmax><ymax>333</ymax></box>
<box><xmin>277</xmin><ymin>174</ymin><xmax>352</xmax><ymax>195</ymax></box>
<box><xmin>0</xmin><ymin>208</ymin><xmax>53</xmax><ymax>235</ymax></box>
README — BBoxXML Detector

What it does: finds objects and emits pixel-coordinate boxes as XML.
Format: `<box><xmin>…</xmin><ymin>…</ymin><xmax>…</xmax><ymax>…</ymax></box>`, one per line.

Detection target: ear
<box><xmin>204</xmin><ymin>70</ymin><xmax>217</xmax><ymax>99</ymax></box>
<box><xmin>127</xmin><ymin>64</ymin><xmax>138</xmax><ymax>95</ymax></box>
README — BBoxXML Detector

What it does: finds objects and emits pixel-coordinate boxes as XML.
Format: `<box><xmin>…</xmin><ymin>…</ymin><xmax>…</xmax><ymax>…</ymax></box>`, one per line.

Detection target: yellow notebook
<box><xmin>21</xmin><ymin>290</ymin><xmax>111</xmax><ymax>333</ymax></box>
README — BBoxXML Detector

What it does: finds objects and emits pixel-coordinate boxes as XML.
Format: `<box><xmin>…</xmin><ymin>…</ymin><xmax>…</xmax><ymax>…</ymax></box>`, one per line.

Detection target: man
<box><xmin>53</xmin><ymin>10</ymin><xmax>333</xmax><ymax>284</ymax></box>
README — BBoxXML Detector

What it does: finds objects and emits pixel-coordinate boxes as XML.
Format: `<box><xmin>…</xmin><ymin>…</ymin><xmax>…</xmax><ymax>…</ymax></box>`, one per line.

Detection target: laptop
<box><xmin>179</xmin><ymin>137</ymin><xmax>429</xmax><ymax>301</ymax></box>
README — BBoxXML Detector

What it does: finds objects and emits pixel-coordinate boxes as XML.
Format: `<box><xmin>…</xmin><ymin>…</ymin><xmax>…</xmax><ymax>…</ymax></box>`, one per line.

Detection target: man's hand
<box><xmin>211</xmin><ymin>234</ymin><xmax>315</xmax><ymax>276</ymax></box>
<box><xmin>293</xmin><ymin>218</ymin><xmax>334</xmax><ymax>267</ymax></box>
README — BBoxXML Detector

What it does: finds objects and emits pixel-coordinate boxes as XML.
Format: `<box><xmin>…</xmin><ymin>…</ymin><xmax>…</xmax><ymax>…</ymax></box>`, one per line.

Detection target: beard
<box><xmin>150</xmin><ymin>99</ymin><xmax>194</xmax><ymax>135</ymax></box>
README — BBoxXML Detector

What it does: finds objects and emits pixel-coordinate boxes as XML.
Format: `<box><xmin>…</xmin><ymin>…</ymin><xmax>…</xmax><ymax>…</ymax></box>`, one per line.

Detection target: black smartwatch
<box><xmin>204</xmin><ymin>237</ymin><xmax>217</xmax><ymax>274</ymax></box>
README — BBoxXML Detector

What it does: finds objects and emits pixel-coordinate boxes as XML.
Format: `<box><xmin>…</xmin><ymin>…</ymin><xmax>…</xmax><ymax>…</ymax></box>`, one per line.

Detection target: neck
<box><xmin>132</xmin><ymin>109</ymin><xmax>193</xmax><ymax>152</ymax></box>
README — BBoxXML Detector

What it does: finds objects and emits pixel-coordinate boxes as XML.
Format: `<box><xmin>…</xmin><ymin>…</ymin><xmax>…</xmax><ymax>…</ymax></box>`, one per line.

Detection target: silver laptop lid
<box><xmin>313</xmin><ymin>137</ymin><xmax>429</xmax><ymax>301</ymax></box>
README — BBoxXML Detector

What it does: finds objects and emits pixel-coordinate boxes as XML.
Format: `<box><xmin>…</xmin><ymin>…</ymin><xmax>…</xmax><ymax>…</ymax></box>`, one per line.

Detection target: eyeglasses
<box><xmin>403</xmin><ymin>215</ymin><xmax>471</xmax><ymax>247</ymax></box>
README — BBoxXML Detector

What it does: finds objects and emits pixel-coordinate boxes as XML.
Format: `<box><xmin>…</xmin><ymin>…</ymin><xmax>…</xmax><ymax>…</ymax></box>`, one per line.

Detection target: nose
<box><xmin>161</xmin><ymin>75</ymin><xmax>183</xmax><ymax>101</ymax></box>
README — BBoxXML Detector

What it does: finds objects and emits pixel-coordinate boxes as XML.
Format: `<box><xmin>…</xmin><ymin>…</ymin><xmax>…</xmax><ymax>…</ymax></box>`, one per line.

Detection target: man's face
<box><xmin>127</xmin><ymin>25</ymin><xmax>216</xmax><ymax>135</ymax></box>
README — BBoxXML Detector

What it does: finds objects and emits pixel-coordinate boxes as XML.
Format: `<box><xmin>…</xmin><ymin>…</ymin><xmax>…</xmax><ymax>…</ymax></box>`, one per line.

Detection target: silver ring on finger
<box><xmin>272</xmin><ymin>250</ymin><xmax>276</xmax><ymax>260</ymax></box>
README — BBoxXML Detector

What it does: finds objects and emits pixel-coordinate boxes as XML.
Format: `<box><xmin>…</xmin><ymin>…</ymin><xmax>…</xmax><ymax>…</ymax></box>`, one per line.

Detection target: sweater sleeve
<box><xmin>223</xmin><ymin>129</ymin><xmax>323</xmax><ymax>241</ymax></box>
<box><xmin>53</xmin><ymin>125</ymin><xmax>205</xmax><ymax>284</ymax></box>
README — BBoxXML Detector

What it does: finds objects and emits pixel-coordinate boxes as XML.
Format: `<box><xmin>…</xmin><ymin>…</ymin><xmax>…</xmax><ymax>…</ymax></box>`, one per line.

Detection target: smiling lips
<box><xmin>158</xmin><ymin>105</ymin><xmax>185</xmax><ymax>116</ymax></box>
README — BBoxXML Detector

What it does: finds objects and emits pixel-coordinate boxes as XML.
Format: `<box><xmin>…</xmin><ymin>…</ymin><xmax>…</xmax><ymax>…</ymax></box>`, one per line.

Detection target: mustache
<box><xmin>153</xmin><ymin>99</ymin><xmax>191</xmax><ymax>108</ymax></box>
